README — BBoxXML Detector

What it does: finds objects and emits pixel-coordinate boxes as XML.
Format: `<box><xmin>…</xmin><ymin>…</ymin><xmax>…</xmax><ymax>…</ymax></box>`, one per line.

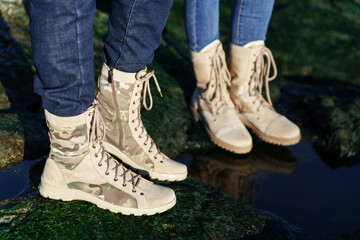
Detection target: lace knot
<box><xmin>135</xmin><ymin>69</ymin><xmax>163</xmax><ymax>111</ymax></box>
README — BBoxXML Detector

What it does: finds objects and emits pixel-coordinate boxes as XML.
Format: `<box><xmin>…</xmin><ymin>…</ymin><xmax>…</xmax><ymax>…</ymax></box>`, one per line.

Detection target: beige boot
<box><xmin>96</xmin><ymin>65</ymin><xmax>187</xmax><ymax>181</ymax></box>
<box><xmin>190</xmin><ymin>40</ymin><xmax>252</xmax><ymax>154</ymax></box>
<box><xmin>39</xmin><ymin>103</ymin><xmax>176</xmax><ymax>215</ymax></box>
<box><xmin>229</xmin><ymin>41</ymin><xmax>301</xmax><ymax>145</ymax></box>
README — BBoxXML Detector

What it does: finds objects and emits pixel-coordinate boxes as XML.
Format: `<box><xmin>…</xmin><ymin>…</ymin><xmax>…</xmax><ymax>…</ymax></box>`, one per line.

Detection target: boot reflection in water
<box><xmin>30</xmin><ymin>0</ymin><xmax>186</xmax><ymax>215</ymax></box>
<box><xmin>190</xmin><ymin>142</ymin><xmax>297</xmax><ymax>204</ymax></box>
<box><xmin>184</xmin><ymin>0</ymin><xmax>301</xmax><ymax>150</ymax></box>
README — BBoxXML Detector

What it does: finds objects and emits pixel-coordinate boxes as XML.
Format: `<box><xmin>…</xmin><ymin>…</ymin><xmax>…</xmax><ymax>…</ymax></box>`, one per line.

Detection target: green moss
<box><xmin>0</xmin><ymin>176</ymin><xmax>300</xmax><ymax>240</ymax></box>
<box><xmin>0</xmin><ymin>111</ymin><xmax>49</xmax><ymax>169</ymax></box>
<box><xmin>268</xmin><ymin>0</ymin><xmax>360</xmax><ymax>85</ymax></box>
<box><xmin>0</xmin><ymin>81</ymin><xmax>10</xmax><ymax>109</ymax></box>
<box><xmin>0</xmin><ymin>113</ymin><xmax>24</xmax><ymax>168</ymax></box>
<box><xmin>303</xmin><ymin>92</ymin><xmax>360</xmax><ymax>163</ymax></box>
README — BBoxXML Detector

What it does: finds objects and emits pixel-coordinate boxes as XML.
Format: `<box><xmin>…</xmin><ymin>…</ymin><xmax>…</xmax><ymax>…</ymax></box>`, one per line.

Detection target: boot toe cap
<box><xmin>215</xmin><ymin>125</ymin><xmax>252</xmax><ymax>149</ymax></box>
<box><xmin>155</xmin><ymin>157</ymin><xmax>188</xmax><ymax>175</ymax></box>
<box><xmin>146</xmin><ymin>184</ymin><xmax>176</xmax><ymax>209</ymax></box>
<box><xmin>267</xmin><ymin>116</ymin><xmax>301</xmax><ymax>139</ymax></box>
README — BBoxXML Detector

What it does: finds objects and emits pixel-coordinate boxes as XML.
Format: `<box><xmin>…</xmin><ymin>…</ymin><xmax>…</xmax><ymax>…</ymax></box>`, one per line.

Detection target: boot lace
<box><xmin>131</xmin><ymin>70</ymin><xmax>163</xmax><ymax>160</ymax></box>
<box><xmin>89</xmin><ymin>103</ymin><xmax>141</xmax><ymax>192</ymax></box>
<box><xmin>205</xmin><ymin>46</ymin><xmax>233</xmax><ymax>119</ymax></box>
<box><xmin>248</xmin><ymin>47</ymin><xmax>278</xmax><ymax>111</ymax></box>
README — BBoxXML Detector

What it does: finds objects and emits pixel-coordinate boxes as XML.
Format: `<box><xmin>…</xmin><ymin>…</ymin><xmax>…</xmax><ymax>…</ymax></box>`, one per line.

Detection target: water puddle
<box><xmin>179</xmin><ymin>139</ymin><xmax>360</xmax><ymax>240</ymax></box>
<box><xmin>0</xmin><ymin>157</ymin><xmax>45</xmax><ymax>201</ymax></box>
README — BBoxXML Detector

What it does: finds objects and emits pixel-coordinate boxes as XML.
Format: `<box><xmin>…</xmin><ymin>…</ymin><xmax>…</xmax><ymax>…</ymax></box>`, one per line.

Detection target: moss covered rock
<box><xmin>266</xmin><ymin>0</ymin><xmax>360</xmax><ymax>164</ymax></box>
<box><xmin>0</xmin><ymin>166</ymin><xmax>301</xmax><ymax>240</ymax></box>
<box><xmin>0</xmin><ymin>113</ymin><xmax>23</xmax><ymax>168</ymax></box>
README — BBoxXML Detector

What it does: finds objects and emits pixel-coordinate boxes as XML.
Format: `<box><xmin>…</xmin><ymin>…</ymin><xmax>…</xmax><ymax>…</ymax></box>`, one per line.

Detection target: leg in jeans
<box><xmin>103</xmin><ymin>0</ymin><xmax>173</xmax><ymax>72</ymax></box>
<box><xmin>229</xmin><ymin>0</ymin><xmax>301</xmax><ymax>145</ymax></box>
<box><xmin>30</xmin><ymin>0</ymin><xmax>179</xmax><ymax>214</ymax></box>
<box><xmin>97</xmin><ymin>0</ymin><xmax>188</xmax><ymax>181</ymax></box>
<box><xmin>30</xmin><ymin>0</ymin><xmax>96</xmax><ymax>117</ymax></box>
<box><xmin>230</xmin><ymin>0</ymin><xmax>275</xmax><ymax>46</ymax></box>
<box><xmin>184</xmin><ymin>0</ymin><xmax>219</xmax><ymax>52</ymax></box>
<box><xmin>184</xmin><ymin>0</ymin><xmax>253</xmax><ymax>153</ymax></box>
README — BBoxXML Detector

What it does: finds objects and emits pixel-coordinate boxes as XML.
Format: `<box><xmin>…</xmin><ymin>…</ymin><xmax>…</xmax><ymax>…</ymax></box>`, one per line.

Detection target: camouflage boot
<box><xmin>39</xmin><ymin>103</ymin><xmax>176</xmax><ymax>215</ymax></box>
<box><xmin>190</xmin><ymin>40</ymin><xmax>252</xmax><ymax>153</ymax></box>
<box><xmin>229</xmin><ymin>41</ymin><xmax>301</xmax><ymax>145</ymax></box>
<box><xmin>97</xmin><ymin>64</ymin><xmax>187</xmax><ymax>181</ymax></box>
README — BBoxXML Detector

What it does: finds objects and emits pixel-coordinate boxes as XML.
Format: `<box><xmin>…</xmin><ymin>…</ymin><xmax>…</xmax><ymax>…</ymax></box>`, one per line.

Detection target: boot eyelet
<box><xmin>135</xmin><ymin>93</ymin><xmax>138</xmax><ymax>96</ymax></box>
<box><xmin>138</xmin><ymin>135</ymin><xmax>142</xmax><ymax>138</ymax></box>
<box><xmin>95</xmin><ymin>154</ymin><xmax>98</xmax><ymax>157</ymax></box>
<box><xmin>98</xmin><ymin>163</ymin><xmax>102</xmax><ymax>167</ymax></box>
<box><xmin>149</xmin><ymin>150</ymin><xmax>152</xmax><ymax>153</ymax></box>
<box><xmin>132</xmin><ymin>110</ymin><xmax>135</xmax><ymax>113</ymax></box>
<box><xmin>135</xmin><ymin>128</ymin><xmax>137</xmax><ymax>131</ymax></box>
<box><xmin>133</xmin><ymin>101</ymin><xmax>135</xmax><ymax>105</ymax></box>
<box><xmin>114</xmin><ymin>178</ymin><xmax>118</xmax><ymax>181</ymax></box>
<box><xmin>132</xmin><ymin>120</ymin><xmax>134</xmax><ymax>123</ymax></box>
<box><xmin>132</xmin><ymin>189</ymin><xmax>136</xmax><ymax>193</ymax></box>
<box><xmin>154</xmin><ymin>156</ymin><xmax>157</xmax><ymax>159</ymax></box>
<box><xmin>92</xmin><ymin>145</ymin><xmax>96</xmax><ymax>149</ymax></box>
<box><xmin>122</xmin><ymin>183</ymin><xmax>127</xmax><ymax>187</ymax></box>
<box><xmin>137</xmin><ymin>84</ymin><xmax>140</xmax><ymax>87</ymax></box>
<box><xmin>105</xmin><ymin>172</ymin><xmax>109</xmax><ymax>175</ymax></box>
<box><xmin>140</xmin><ymin>192</ymin><xmax>144</xmax><ymax>196</ymax></box>
<box><xmin>160</xmin><ymin>160</ymin><xmax>163</xmax><ymax>163</ymax></box>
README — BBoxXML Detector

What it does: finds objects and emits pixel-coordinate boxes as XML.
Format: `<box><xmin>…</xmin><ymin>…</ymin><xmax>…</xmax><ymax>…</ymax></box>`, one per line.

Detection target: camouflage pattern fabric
<box><xmin>97</xmin><ymin>73</ymin><xmax>154</xmax><ymax>170</ymax></box>
<box><xmin>68</xmin><ymin>182</ymin><xmax>138</xmax><ymax>208</ymax></box>
<box><xmin>47</xmin><ymin>121</ymin><xmax>89</xmax><ymax>170</ymax></box>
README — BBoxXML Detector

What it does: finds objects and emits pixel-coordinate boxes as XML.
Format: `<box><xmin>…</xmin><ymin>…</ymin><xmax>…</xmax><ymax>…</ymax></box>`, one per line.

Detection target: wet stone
<box><xmin>300</xmin><ymin>86</ymin><xmax>360</xmax><ymax>167</ymax></box>
<box><xmin>0</xmin><ymin>168</ymin><xmax>303</xmax><ymax>239</ymax></box>
<box><xmin>0</xmin><ymin>0</ymin><xmax>359</xmax><ymax>238</ymax></box>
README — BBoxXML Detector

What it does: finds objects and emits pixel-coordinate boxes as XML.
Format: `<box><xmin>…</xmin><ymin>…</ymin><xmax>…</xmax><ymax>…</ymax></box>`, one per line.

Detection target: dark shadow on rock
<box><xmin>338</xmin><ymin>229</ymin><xmax>360</xmax><ymax>240</ymax></box>
<box><xmin>0</xmin><ymin>12</ymin><xmax>49</xmax><ymax>168</ymax></box>
<box><xmin>155</xmin><ymin>36</ymin><xmax>196</xmax><ymax>106</ymax></box>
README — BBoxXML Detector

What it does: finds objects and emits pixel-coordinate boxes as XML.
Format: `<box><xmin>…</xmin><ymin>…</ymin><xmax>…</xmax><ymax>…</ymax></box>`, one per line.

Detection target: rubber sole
<box><xmin>39</xmin><ymin>179</ymin><xmax>176</xmax><ymax>216</ymax></box>
<box><xmin>103</xmin><ymin>142</ymin><xmax>187</xmax><ymax>182</ymax></box>
<box><xmin>239</xmin><ymin>116</ymin><xmax>301</xmax><ymax>146</ymax></box>
<box><xmin>191</xmin><ymin>106</ymin><xmax>253</xmax><ymax>154</ymax></box>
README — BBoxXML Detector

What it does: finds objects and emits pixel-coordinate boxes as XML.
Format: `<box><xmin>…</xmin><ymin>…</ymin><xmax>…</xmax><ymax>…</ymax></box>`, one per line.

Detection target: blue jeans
<box><xmin>184</xmin><ymin>0</ymin><xmax>275</xmax><ymax>52</ymax></box>
<box><xmin>30</xmin><ymin>0</ymin><xmax>172</xmax><ymax>117</ymax></box>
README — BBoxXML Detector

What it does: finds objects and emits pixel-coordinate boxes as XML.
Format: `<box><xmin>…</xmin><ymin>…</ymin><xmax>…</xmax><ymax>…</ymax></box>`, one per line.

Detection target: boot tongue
<box><xmin>243</xmin><ymin>40</ymin><xmax>265</xmax><ymax>49</ymax></box>
<box><xmin>191</xmin><ymin>40</ymin><xmax>222</xmax><ymax>89</ymax></box>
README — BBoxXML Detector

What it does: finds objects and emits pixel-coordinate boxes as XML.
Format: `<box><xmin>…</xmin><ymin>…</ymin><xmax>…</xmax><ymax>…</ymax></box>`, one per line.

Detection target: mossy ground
<box><xmin>0</xmin><ymin>159</ymin><xmax>299</xmax><ymax>240</ymax></box>
<box><xmin>0</xmin><ymin>0</ymin><xmax>359</xmax><ymax>238</ymax></box>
